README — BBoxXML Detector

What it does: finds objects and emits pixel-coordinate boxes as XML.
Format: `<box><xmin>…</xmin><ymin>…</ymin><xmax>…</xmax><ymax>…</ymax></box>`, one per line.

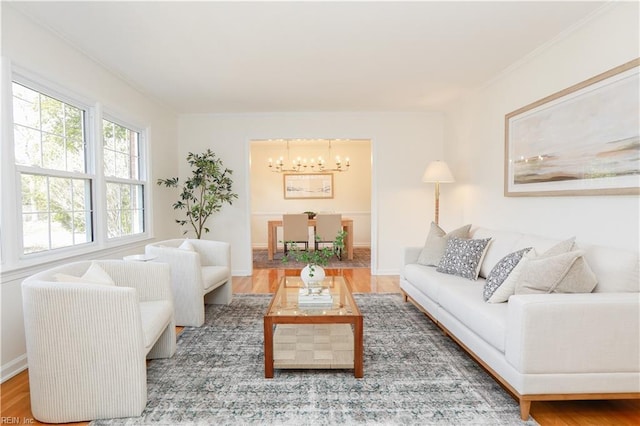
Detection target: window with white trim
<box><xmin>103</xmin><ymin>118</ymin><xmax>146</xmax><ymax>238</ymax></box>
<box><xmin>12</xmin><ymin>81</ymin><xmax>93</xmax><ymax>254</ymax></box>
<box><xmin>6</xmin><ymin>71</ymin><xmax>151</xmax><ymax>266</ymax></box>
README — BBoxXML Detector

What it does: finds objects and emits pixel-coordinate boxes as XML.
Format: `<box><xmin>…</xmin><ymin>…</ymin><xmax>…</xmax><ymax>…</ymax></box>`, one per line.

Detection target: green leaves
<box><xmin>157</xmin><ymin>149</ymin><xmax>238</xmax><ymax>238</ymax></box>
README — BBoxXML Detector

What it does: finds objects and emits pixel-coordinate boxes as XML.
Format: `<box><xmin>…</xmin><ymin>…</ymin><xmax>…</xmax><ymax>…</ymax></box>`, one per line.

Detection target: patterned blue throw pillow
<box><xmin>436</xmin><ymin>237</ymin><xmax>492</xmax><ymax>280</ymax></box>
<box><xmin>483</xmin><ymin>248</ymin><xmax>532</xmax><ymax>301</ymax></box>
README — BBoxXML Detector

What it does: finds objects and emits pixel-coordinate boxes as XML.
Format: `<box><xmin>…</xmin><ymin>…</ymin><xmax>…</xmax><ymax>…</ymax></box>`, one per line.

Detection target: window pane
<box><xmin>13</xmin><ymin>82</ymin><xmax>86</xmax><ymax>173</ymax></box>
<box><xmin>50</xmin><ymin>177</ymin><xmax>72</xmax><ymax>211</ymax></box>
<box><xmin>22</xmin><ymin>212</ymin><xmax>50</xmax><ymax>254</ymax></box>
<box><xmin>65</xmin><ymin>106</ymin><xmax>84</xmax><ymax>143</ymax></box>
<box><xmin>106</xmin><ymin>182</ymin><xmax>144</xmax><ymax>238</ymax></box>
<box><xmin>12</xmin><ymin>83</ymin><xmax>40</xmax><ymax>128</ymax></box>
<box><xmin>21</xmin><ymin>174</ymin><xmax>48</xmax><ymax>214</ymax></box>
<box><xmin>73</xmin><ymin>212</ymin><xmax>90</xmax><ymax>244</ymax></box>
<box><xmin>21</xmin><ymin>173</ymin><xmax>92</xmax><ymax>253</ymax></box>
<box><xmin>66</xmin><ymin>138</ymin><xmax>85</xmax><ymax>173</ymax></box>
<box><xmin>14</xmin><ymin>125</ymin><xmax>42</xmax><ymax>167</ymax></box>
<box><xmin>40</xmin><ymin>96</ymin><xmax>64</xmax><ymax>136</ymax></box>
<box><xmin>42</xmin><ymin>133</ymin><xmax>65</xmax><ymax>170</ymax></box>
<box><xmin>103</xmin><ymin>119</ymin><xmax>140</xmax><ymax>180</ymax></box>
<box><xmin>115</xmin><ymin>152</ymin><xmax>131</xmax><ymax>179</ymax></box>
<box><xmin>72</xmin><ymin>179</ymin><xmax>86</xmax><ymax>211</ymax></box>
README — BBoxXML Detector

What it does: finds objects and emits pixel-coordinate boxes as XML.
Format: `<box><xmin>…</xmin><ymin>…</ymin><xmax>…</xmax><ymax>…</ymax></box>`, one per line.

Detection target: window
<box><xmin>103</xmin><ymin>119</ymin><xmax>145</xmax><ymax>238</ymax></box>
<box><xmin>13</xmin><ymin>82</ymin><xmax>93</xmax><ymax>254</ymax></box>
<box><xmin>5</xmin><ymin>71</ymin><xmax>150</xmax><ymax>268</ymax></box>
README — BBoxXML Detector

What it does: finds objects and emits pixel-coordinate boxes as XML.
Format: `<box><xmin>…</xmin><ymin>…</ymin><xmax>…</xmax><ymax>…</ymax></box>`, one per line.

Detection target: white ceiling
<box><xmin>8</xmin><ymin>1</ymin><xmax>607</xmax><ymax>114</ymax></box>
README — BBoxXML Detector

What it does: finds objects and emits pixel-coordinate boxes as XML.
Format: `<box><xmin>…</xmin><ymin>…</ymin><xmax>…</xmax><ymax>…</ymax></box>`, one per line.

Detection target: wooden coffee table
<box><xmin>263</xmin><ymin>275</ymin><xmax>363</xmax><ymax>378</ymax></box>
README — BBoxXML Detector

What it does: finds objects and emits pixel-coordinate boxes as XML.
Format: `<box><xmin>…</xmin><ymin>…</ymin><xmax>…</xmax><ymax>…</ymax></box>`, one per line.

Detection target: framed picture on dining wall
<box><xmin>283</xmin><ymin>173</ymin><xmax>334</xmax><ymax>199</ymax></box>
<box><xmin>505</xmin><ymin>58</ymin><xmax>640</xmax><ymax>197</ymax></box>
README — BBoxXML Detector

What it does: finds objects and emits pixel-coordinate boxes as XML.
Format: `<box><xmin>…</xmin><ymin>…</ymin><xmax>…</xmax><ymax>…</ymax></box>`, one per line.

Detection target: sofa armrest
<box><xmin>403</xmin><ymin>246</ymin><xmax>422</xmax><ymax>267</ymax></box>
<box><xmin>505</xmin><ymin>293</ymin><xmax>640</xmax><ymax>374</ymax></box>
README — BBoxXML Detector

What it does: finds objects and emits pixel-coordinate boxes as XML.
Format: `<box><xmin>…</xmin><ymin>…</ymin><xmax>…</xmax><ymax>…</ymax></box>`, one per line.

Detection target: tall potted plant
<box><xmin>157</xmin><ymin>149</ymin><xmax>238</xmax><ymax>239</ymax></box>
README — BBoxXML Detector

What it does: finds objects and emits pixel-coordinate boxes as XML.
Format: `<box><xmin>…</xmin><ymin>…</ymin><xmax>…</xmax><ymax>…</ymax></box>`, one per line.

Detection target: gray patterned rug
<box><xmin>253</xmin><ymin>247</ymin><xmax>371</xmax><ymax>269</ymax></box>
<box><xmin>91</xmin><ymin>294</ymin><xmax>537</xmax><ymax>425</ymax></box>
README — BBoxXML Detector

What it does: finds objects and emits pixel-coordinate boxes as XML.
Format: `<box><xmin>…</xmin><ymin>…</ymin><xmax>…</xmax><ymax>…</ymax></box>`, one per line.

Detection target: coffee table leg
<box><xmin>354</xmin><ymin>316</ymin><xmax>363</xmax><ymax>378</ymax></box>
<box><xmin>264</xmin><ymin>317</ymin><xmax>274</xmax><ymax>378</ymax></box>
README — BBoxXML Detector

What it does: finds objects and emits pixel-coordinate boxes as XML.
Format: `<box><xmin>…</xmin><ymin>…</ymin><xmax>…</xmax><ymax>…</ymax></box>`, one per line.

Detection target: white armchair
<box><xmin>145</xmin><ymin>238</ymin><xmax>232</xmax><ymax>327</ymax></box>
<box><xmin>21</xmin><ymin>260</ymin><xmax>176</xmax><ymax>423</ymax></box>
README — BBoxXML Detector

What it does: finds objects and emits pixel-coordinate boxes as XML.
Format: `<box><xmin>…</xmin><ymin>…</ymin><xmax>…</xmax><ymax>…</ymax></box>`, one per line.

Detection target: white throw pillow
<box><xmin>179</xmin><ymin>239</ymin><xmax>195</xmax><ymax>251</ymax></box>
<box><xmin>417</xmin><ymin>222</ymin><xmax>471</xmax><ymax>266</ymax></box>
<box><xmin>55</xmin><ymin>262</ymin><xmax>115</xmax><ymax>286</ymax></box>
<box><xmin>483</xmin><ymin>247</ymin><xmax>532</xmax><ymax>302</ymax></box>
<box><xmin>514</xmin><ymin>250</ymin><xmax>598</xmax><ymax>295</ymax></box>
<box><xmin>486</xmin><ymin>237</ymin><xmax>578</xmax><ymax>303</ymax></box>
<box><xmin>487</xmin><ymin>250</ymin><xmax>534</xmax><ymax>303</ymax></box>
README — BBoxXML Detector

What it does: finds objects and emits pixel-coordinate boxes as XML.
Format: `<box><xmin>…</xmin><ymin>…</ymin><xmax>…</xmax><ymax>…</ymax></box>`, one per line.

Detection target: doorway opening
<box><xmin>248</xmin><ymin>139</ymin><xmax>372</xmax><ymax>270</ymax></box>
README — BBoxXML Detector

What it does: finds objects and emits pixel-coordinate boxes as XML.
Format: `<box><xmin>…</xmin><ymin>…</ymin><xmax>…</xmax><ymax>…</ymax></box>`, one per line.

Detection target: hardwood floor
<box><xmin>1</xmin><ymin>268</ymin><xmax>638</xmax><ymax>425</ymax></box>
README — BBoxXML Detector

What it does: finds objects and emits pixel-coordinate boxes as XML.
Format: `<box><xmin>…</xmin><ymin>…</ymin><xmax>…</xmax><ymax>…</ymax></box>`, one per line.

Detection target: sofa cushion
<box><xmin>139</xmin><ymin>300</ymin><xmax>173</xmax><ymax>353</ymax></box>
<box><xmin>483</xmin><ymin>248</ymin><xmax>532</xmax><ymax>301</ymax></box>
<box><xmin>437</xmin><ymin>237</ymin><xmax>492</xmax><ymax>280</ymax></box>
<box><xmin>202</xmin><ymin>266</ymin><xmax>230</xmax><ymax>292</ymax></box>
<box><xmin>417</xmin><ymin>222</ymin><xmax>471</xmax><ymax>266</ymax></box>
<box><xmin>438</xmin><ymin>279</ymin><xmax>509</xmax><ymax>352</ymax></box>
<box><xmin>403</xmin><ymin>263</ymin><xmax>467</xmax><ymax>302</ymax></box>
<box><xmin>514</xmin><ymin>250</ymin><xmax>597</xmax><ymax>295</ymax></box>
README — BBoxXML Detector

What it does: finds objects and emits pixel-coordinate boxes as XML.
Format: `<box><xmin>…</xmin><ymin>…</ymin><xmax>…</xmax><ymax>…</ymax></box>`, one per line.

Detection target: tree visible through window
<box><xmin>13</xmin><ymin>82</ymin><xmax>93</xmax><ymax>254</ymax></box>
<box><xmin>103</xmin><ymin>119</ymin><xmax>145</xmax><ymax>238</ymax></box>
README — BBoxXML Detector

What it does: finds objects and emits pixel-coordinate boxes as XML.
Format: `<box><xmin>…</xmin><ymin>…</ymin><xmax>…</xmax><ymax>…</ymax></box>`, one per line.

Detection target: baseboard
<box><xmin>1</xmin><ymin>354</ymin><xmax>27</xmax><ymax>383</ymax></box>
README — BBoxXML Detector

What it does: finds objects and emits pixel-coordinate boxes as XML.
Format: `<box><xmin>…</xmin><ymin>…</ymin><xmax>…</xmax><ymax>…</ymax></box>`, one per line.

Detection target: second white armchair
<box><xmin>145</xmin><ymin>238</ymin><xmax>232</xmax><ymax>326</ymax></box>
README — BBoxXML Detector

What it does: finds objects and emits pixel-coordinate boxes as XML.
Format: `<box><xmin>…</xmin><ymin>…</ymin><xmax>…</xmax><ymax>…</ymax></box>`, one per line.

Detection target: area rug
<box><xmin>253</xmin><ymin>247</ymin><xmax>371</xmax><ymax>269</ymax></box>
<box><xmin>91</xmin><ymin>294</ymin><xmax>537</xmax><ymax>425</ymax></box>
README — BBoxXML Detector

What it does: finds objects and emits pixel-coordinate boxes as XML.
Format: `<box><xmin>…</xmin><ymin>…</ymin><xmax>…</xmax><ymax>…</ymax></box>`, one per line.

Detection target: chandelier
<box><xmin>267</xmin><ymin>139</ymin><xmax>350</xmax><ymax>173</ymax></box>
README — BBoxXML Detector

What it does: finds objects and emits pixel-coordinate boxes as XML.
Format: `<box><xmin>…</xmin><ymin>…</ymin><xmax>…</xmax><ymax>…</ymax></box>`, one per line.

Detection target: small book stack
<box><xmin>298</xmin><ymin>288</ymin><xmax>333</xmax><ymax>308</ymax></box>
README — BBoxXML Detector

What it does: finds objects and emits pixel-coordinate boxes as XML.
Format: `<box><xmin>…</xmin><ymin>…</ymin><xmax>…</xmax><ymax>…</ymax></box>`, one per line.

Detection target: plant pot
<box><xmin>301</xmin><ymin>264</ymin><xmax>325</xmax><ymax>287</ymax></box>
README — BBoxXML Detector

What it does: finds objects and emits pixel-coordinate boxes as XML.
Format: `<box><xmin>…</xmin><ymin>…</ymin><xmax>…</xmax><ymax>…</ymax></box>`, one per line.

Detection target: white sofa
<box><xmin>22</xmin><ymin>260</ymin><xmax>176</xmax><ymax>423</ymax></box>
<box><xmin>145</xmin><ymin>238</ymin><xmax>232</xmax><ymax>327</ymax></box>
<box><xmin>400</xmin><ymin>226</ymin><xmax>640</xmax><ymax>420</ymax></box>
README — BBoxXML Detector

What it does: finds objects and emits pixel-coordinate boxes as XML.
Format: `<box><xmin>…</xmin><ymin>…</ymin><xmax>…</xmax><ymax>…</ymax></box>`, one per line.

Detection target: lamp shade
<box><xmin>422</xmin><ymin>160</ymin><xmax>455</xmax><ymax>183</ymax></box>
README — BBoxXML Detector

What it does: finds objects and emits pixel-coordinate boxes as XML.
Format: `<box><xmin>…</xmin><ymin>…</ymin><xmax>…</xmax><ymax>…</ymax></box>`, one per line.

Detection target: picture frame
<box><xmin>283</xmin><ymin>173</ymin><xmax>334</xmax><ymax>199</ymax></box>
<box><xmin>505</xmin><ymin>58</ymin><xmax>640</xmax><ymax>197</ymax></box>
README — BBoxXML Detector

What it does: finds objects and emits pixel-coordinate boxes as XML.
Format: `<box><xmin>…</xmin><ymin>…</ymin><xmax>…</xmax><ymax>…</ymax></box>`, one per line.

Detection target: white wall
<box><xmin>1</xmin><ymin>6</ymin><xmax>179</xmax><ymax>382</ymax></box>
<box><xmin>178</xmin><ymin>112</ymin><xmax>445</xmax><ymax>276</ymax></box>
<box><xmin>443</xmin><ymin>2</ymin><xmax>640</xmax><ymax>251</ymax></box>
<box><xmin>250</xmin><ymin>140</ymin><xmax>372</xmax><ymax>248</ymax></box>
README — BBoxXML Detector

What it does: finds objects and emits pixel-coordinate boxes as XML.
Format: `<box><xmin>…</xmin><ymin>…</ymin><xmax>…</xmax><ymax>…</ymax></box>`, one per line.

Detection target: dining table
<box><xmin>267</xmin><ymin>217</ymin><xmax>354</xmax><ymax>260</ymax></box>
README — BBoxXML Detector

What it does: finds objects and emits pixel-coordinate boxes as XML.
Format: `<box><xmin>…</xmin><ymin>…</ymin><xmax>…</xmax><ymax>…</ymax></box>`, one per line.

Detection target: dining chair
<box><xmin>283</xmin><ymin>213</ymin><xmax>310</xmax><ymax>255</ymax></box>
<box><xmin>315</xmin><ymin>213</ymin><xmax>343</xmax><ymax>259</ymax></box>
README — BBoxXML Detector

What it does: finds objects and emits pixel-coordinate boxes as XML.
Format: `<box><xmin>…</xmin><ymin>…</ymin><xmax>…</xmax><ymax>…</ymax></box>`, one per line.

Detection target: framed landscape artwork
<box><xmin>505</xmin><ymin>58</ymin><xmax>640</xmax><ymax>196</ymax></box>
<box><xmin>283</xmin><ymin>173</ymin><xmax>334</xmax><ymax>199</ymax></box>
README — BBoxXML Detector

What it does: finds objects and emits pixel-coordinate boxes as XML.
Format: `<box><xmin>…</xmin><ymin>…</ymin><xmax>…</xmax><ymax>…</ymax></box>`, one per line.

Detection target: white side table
<box><xmin>123</xmin><ymin>254</ymin><xmax>157</xmax><ymax>262</ymax></box>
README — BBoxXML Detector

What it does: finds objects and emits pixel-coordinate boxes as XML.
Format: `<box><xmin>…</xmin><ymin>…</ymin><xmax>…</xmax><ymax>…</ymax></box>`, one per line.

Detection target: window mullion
<box><xmin>92</xmin><ymin>103</ymin><xmax>106</xmax><ymax>246</ymax></box>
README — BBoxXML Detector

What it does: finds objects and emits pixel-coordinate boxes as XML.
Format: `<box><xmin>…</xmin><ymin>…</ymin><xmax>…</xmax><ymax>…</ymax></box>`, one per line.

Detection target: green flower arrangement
<box><xmin>282</xmin><ymin>230</ymin><xmax>347</xmax><ymax>278</ymax></box>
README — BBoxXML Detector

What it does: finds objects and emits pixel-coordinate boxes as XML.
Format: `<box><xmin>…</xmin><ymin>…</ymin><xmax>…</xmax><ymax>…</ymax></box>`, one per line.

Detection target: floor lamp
<box><xmin>422</xmin><ymin>161</ymin><xmax>455</xmax><ymax>225</ymax></box>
